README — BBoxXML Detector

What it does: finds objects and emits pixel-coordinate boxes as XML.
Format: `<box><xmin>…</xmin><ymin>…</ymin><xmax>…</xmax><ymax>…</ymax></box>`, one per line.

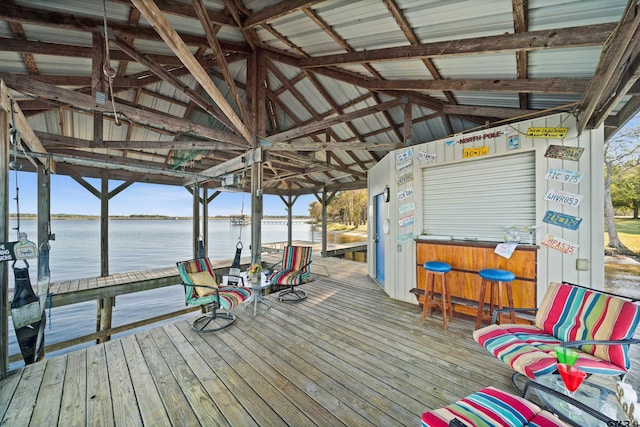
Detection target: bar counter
<box><xmin>414</xmin><ymin>238</ymin><xmax>538</xmax><ymax>319</ymax></box>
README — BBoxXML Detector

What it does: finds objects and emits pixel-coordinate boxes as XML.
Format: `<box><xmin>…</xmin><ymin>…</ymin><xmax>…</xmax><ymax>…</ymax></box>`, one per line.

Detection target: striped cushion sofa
<box><xmin>421</xmin><ymin>387</ymin><xmax>569</xmax><ymax>427</ymax></box>
<box><xmin>474</xmin><ymin>281</ymin><xmax>640</xmax><ymax>381</ymax></box>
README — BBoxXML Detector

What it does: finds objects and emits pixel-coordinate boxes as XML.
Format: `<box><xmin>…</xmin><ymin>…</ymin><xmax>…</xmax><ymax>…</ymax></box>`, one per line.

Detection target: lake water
<box><xmin>5</xmin><ymin>219</ymin><xmax>347</xmax><ymax>369</ymax></box>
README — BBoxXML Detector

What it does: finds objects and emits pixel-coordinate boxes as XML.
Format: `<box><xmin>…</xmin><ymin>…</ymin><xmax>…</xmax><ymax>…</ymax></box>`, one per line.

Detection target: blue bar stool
<box><xmin>476</xmin><ymin>268</ymin><xmax>516</xmax><ymax>329</ymax></box>
<box><xmin>421</xmin><ymin>261</ymin><xmax>453</xmax><ymax>329</ymax></box>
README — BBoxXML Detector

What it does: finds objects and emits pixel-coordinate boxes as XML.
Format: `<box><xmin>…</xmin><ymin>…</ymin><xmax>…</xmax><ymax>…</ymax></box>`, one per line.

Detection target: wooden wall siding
<box><xmin>415</xmin><ymin>241</ymin><xmax>537</xmax><ymax>318</ymax></box>
<box><xmin>368</xmin><ymin>113</ymin><xmax>604</xmax><ymax>306</ymax></box>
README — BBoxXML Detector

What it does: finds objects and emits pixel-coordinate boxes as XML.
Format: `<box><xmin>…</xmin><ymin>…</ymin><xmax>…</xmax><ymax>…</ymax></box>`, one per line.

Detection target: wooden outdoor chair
<box><xmin>268</xmin><ymin>246</ymin><xmax>312</xmax><ymax>302</ymax></box>
<box><xmin>177</xmin><ymin>257</ymin><xmax>253</xmax><ymax>332</ymax></box>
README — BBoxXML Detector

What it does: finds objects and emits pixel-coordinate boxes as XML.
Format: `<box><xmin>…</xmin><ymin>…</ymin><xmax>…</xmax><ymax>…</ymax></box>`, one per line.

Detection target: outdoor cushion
<box><xmin>189</xmin><ymin>270</ymin><xmax>218</xmax><ymax>297</ymax></box>
<box><xmin>474</xmin><ymin>282</ymin><xmax>640</xmax><ymax>379</ymax></box>
<box><xmin>268</xmin><ymin>246</ymin><xmax>312</xmax><ymax>285</ymax></box>
<box><xmin>421</xmin><ymin>386</ymin><xmax>568</xmax><ymax>427</ymax></box>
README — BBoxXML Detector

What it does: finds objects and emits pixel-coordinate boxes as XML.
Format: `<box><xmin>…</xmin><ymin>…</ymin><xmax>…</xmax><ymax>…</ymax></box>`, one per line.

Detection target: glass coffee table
<box><xmin>523</xmin><ymin>374</ymin><xmax>628</xmax><ymax>427</ymax></box>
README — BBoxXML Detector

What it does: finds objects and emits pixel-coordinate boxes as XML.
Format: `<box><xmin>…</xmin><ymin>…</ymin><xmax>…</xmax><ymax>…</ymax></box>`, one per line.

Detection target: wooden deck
<box><xmin>2</xmin><ymin>257</ymin><xmax>639</xmax><ymax>426</ymax></box>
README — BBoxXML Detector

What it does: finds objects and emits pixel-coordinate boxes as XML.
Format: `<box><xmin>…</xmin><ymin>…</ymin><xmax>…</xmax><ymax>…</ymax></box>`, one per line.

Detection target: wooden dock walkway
<box><xmin>2</xmin><ymin>257</ymin><xmax>639</xmax><ymax>426</ymax></box>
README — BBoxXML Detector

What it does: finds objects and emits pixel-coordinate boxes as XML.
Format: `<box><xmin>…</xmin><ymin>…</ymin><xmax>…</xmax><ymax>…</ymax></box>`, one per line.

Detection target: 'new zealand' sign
<box><xmin>543</xmin><ymin>210</ymin><xmax>582</xmax><ymax>230</ymax></box>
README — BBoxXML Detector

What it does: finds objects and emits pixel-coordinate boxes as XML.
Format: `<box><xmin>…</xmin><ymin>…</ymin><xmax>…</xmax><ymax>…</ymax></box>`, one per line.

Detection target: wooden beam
<box><xmin>109</xmin><ymin>33</ymin><xmax>235</xmax><ymax>130</ymax></box>
<box><xmin>296</xmin><ymin>23</ymin><xmax>616</xmax><ymax>67</ymax></box>
<box><xmin>578</xmin><ymin>3</ymin><xmax>640</xmax><ymax>133</ymax></box>
<box><xmin>366</xmin><ymin>78</ymin><xmax>589</xmax><ymax>93</ymax></box>
<box><xmin>131</xmin><ymin>0</ymin><xmax>254</xmax><ymax>146</ymax></box>
<box><xmin>0</xmin><ymin>73</ymin><xmax>246</xmax><ymax>146</ymax></box>
<box><xmin>242</xmin><ymin>0</ymin><xmax>322</xmax><ymax>29</ymax></box>
<box><xmin>193</xmin><ymin>0</ymin><xmax>249</xmax><ymax>126</ymax></box>
<box><xmin>110</xmin><ymin>0</ymin><xmax>237</xmax><ymax>27</ymax></box>
<box><xmin>260</xmin><ymin>139</ymin><xmax>402</xmax><ymax>151</ymax></box>
<box><xmin>0</xmin><ymin>80</ymin><xmax>52</xmax><ymax>172</ymax></box>
<box><xmin>442</xmin><ymin>104</ymin><xmax>540</xmax><ymax>119</ymax></box>
<box><xmin>183</xmin><ymin>148</ymin><xmax>263</xmax><ymax>185</ymax></box>
<box><xmin>0</xmin><ymin>3</ymin><xmax>249</xmax><ymax>53</ymax></box>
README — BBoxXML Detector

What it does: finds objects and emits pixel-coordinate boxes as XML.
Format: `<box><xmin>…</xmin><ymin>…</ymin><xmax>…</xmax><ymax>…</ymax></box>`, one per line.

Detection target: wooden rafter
<box><xmin>131</xmin><ymin>0</ymin><xmax>254</xmax><ymax>146</ymax></box>
<box><xmin>296</xmin><ymin>23</ymin><xmax>616</xmax><ymax>67</ymax></box>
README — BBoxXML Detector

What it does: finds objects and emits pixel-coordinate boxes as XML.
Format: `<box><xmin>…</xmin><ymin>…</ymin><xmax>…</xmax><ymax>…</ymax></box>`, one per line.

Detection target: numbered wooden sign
<box><xmin>544</xmin><ymin>145</ymin><xmax>584</xmax><ymax>161</ymax></box>
<box><xmin>397</xmin><ymin>232</ymin><xmax>414</xmax><ymax>245</ymax></box>
<box><xmin>543</xmin><ymin>210</ymin><xmax>582</xmax><ymax>230</ymax></box>
<box><xmin>541</xmin><ymin>234</ymin><xmax>579</xmax><ymax>255</ymax></box>
<box><xmin>397</xmin><ymin>187</ymin><xmax>414</xmax><ymax>200</ymax></box>
<box><xmin>398</xmin><ymin>214</ymin><xmax>415</xmax><ymax>227</ymax></box>
<box><xmin>544</xmin><ymin>189</ymin><xmax>583</xmax><ymax>207</ymax></box>
<box><xmin>545</xmin><ymin>168</ymin><xmax>583</xmax><ymax>184</ymax></box>
<box><xmin>463</xmin><ymin>146</ymin><xmax>489</xmax><ymax>158</ymax></box>
<box><xmin>418</xmin><ymin>152</ymin><xmax>436</xmax><ymax>162</ymax></box>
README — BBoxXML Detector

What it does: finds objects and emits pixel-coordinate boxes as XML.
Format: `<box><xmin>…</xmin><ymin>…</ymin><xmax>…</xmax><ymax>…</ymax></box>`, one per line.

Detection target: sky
<box><xmin>7</xmin><ymin>171</ymin><xmax>316</xmax><ymax>217</ymax></box>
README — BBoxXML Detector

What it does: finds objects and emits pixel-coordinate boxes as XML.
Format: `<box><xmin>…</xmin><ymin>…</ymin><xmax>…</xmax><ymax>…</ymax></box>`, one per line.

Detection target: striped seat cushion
<box><xmin>178</xmin><ymin>257</ymin><xmax>252</xmax><ymax>309</ymax></box>
<box><xmin>421</xmin><ymin>387</ymin><xmax>568</xmax><ymax>427</ymax></box>
<box><xmin>268</xmin><ymin>246</ymin><xmax>312</xmax><ymax>285</ymax></box>
<box><xmin>474</xmin><ymin>282</ymin><xmax>640</xmax><ymax>379</ymax></box>
<box><xmin>536</xmin><ymin>282</ymin><xmax>640</xmax><ymax>371</ymax></box>
<box><xmin>473</xmin><ymin>324</ymin><xmax>629</xmax><ymax>378</ymax></box>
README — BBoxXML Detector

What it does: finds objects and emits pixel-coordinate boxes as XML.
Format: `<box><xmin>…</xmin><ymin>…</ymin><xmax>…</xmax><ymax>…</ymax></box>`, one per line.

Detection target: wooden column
<box><xmin>192</xmin><ymin>183</ymin><xmax>200</xmax><ymax>258</ymax></box>
<box><xmin>202</xmin><ymin>187</ymin><xmax>208</xmax><ymax>257</ymax></box>
<box><xmin>0</xmin><ymin>110</ymin><xmax>8</xmax><ymax>378</ymax></box>
<box><xmin>37</xmin><ymin>163</ymin><xmax>51</xmax><ymax>247</ymax></box>
<box><xmin>248</xmin><ymin>49</ymin><xmax>266</xmax><ymax>265</ymax></box>
<box><xmin>97</xmin><ymin>170</ymin><xmax>112</xmax><ymax>344</ymax></box>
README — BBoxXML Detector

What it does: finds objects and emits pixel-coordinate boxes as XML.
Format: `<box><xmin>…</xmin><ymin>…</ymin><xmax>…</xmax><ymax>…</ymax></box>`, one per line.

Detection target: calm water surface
<box><xmin>6</xmin><ymin>219</ymin><xmax>363</xmax><ymax>368</ymax></box>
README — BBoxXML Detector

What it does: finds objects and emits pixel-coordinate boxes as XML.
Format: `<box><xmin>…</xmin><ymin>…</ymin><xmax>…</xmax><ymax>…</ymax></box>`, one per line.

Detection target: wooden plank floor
<box><xmin>1</xmin><ymin>257</ymin><xmax>639</xmax><ymax>426</ymax></box>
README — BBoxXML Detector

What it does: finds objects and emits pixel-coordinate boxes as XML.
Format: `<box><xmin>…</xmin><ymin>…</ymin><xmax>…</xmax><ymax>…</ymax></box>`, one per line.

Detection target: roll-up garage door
<box><xmin>422</xmin><ymin>151</ymin><xmax>536</xmax><ymax>242</ymax></box>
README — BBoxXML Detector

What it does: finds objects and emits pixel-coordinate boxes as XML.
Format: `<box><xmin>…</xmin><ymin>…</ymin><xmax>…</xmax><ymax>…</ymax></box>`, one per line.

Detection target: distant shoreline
<box><xmin>10</xmin><ymin>214</ymin><xmax>312</xmax><ymax>221</ymax></box>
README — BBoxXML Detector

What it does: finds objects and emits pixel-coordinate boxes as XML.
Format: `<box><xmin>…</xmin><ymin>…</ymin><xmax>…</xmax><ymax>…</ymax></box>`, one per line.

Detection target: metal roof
<box><xmin>0</xmin><ymin>0</ymin><xmax>638</xmax><ymax>195</ymax></box>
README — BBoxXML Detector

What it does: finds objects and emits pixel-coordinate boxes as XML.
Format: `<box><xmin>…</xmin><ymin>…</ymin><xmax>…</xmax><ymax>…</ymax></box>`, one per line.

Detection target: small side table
<box><xmin>243</xmin><ymin>272</ymin><xmax>271</xmax><ymax>316</ymax></box>
<box><xmin>222</xmin><ymin>272</ymin><xmax>272</xmax><ymax>316</ymax></box>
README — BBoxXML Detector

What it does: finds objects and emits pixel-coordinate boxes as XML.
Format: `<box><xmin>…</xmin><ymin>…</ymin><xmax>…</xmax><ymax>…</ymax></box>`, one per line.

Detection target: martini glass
<box><xmin>554</xmin><ymin>346</ymin><xmax>579</xmax><ymax>366</ymax></box>
<box><xmin>557</xmin><ymin>363</ymin><xmax>587</xmax><ymax>397</ymax></box>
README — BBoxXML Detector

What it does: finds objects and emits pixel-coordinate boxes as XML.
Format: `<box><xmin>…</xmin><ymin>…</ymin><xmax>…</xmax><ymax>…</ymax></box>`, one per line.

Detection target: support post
<box><xmin>192</xmin><ymin>183</ymin><xmax>200</xmax><ymax>258</ymax></box>
<box><xmin>250</xmin><ymin>162</ymin><xmax>263</xmax><ymax>264</ymax></box>
<box><xmin>202</xmin><ymin>187</ymin><xmax>208</xmax><ymax>257</ymax></box>
<box><xmin>321</xmin><ymin>191</ymin><xmax>328</xmax><ymax>257</ymax></box>
<box><xmin>0</xmin><ymin>110</ymin><xmax>8</xmax><ymax>378</ymax></box>
<box><xmin>37</xmin><ymin>164</ymin><xmax>51</xmax><ymax>248</ymax></box>
<box><xmin>97</xmin><ymin>170</ymin><xmax>112</xmax><ymax>343</ymax></box>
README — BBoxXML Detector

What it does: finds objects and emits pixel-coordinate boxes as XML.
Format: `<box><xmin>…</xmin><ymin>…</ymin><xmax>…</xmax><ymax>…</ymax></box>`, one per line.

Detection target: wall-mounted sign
<box><xmin>543</xmin><ymin>210</ymin><xmax>582</xmax><ymax>230</ymax></box>
<box><xmin>544</xmin><ymin>145</ymin><xmax>584</xmax><ymax>161</ymax></box>
<box><xmin>399</xmin><ymin>214</ymin><xmax>415</xmax><ymax>227</ymax></box>
<box><xmin>418</xmin><ymin>152</ymin><xmax>436</xmax><ymax>162</ymax></box>
<box><xmin>397</xmin><ymin>172</ymin><xmax>413</xmax><ymax>186</ymax></box>
<box><xmin>545</xmin><ymin>168</ymin><xmax>583</xmax><ymax>184</ymax></box>
<box><xmin>463</xmin><ymin>146</ymin><xmax>489</xmax><ymax>158</ymax></box>
<box><xmin>544</xmin><ymin>189</ymin><xmax>583</xmax><ymax>207</ymax></box>
<box><xmin>507</xmin><ymin>134</ymin><xmax>520</xmax><ymax>150</ymax></box>
<box><xmin>396</xmin><ymin>148</ymin><xmax>413</xmax><ymax>163</ymax></box>
<box><xmin>397</xmin><ymin>187</ymin><xmax>414</xmax><ymax>200</ymax></box>
<box><xmin>397</xmin><ymin>232</ymin><xmax>414</xmax><ymax>245</ymax></box>
<box><xmin>396</xmin><ymin>159</ymin><xmax>413</xmax><ymax>171</ymax></box>
<box><xmin>458</xmin><ymin>130</ymin><xmax>503</xmax><ymax>144</ymax></box>
<box><xmin>541</xmin><ymin>234</ymin><xmax>578</xmax><ymax>255</ymax></box>
<box><xmin>399</xmin><ymin>201</ymin><xmax>416</xmax><ymax>214</ymax></box>
<box><xmin>526</xmin><ymin>127</ymin><xmax>569</xmax><ymax>138</ymax></box>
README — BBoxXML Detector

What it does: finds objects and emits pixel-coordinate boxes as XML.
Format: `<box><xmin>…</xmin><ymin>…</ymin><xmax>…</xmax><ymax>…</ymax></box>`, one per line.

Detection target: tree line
<box><xmin>307</xmin><ymin>189</ymin><xmax>367</xmax><ymax>226</ymax></box>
